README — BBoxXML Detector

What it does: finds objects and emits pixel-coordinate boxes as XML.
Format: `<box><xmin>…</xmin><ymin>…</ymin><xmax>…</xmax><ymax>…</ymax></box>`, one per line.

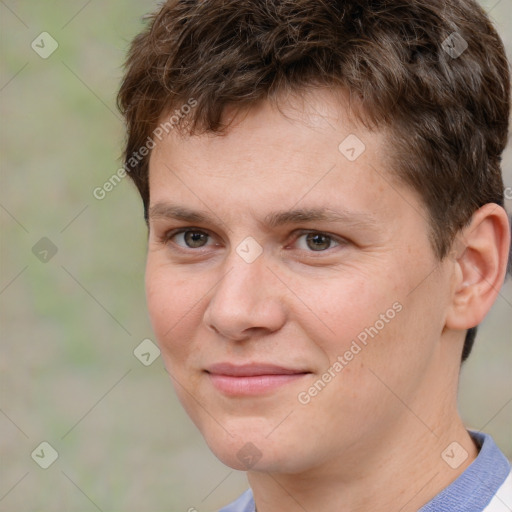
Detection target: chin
<box><xmin>199</xmin><ymin>420</ymin><xmax>309</xmax><ymax>474</ymax></box>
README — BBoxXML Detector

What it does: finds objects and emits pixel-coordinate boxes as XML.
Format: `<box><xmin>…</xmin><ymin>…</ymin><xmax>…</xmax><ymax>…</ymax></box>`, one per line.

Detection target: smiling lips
<box><xmin>206</xmin><ymin>363</ymin><xmax>311</xmax><ymax>396</ymax></box>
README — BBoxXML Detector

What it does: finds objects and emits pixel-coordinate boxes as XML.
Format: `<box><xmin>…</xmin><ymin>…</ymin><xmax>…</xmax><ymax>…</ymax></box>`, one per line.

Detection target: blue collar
<box><xmin>219</xmin><ymin>431</ymin><xmax>510</xmax><ymax>512</ymax></box>
<box><xmin>419</xmin><ymin>431</ymin><xmax>510</xmax><ymax>512</ymax></box>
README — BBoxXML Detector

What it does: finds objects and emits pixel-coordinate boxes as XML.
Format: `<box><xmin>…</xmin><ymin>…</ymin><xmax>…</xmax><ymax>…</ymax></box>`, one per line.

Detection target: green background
<box><xmin>1</xmin><ymin>1</ymin><xmax>511</xmax><ymax>510</ymax></box>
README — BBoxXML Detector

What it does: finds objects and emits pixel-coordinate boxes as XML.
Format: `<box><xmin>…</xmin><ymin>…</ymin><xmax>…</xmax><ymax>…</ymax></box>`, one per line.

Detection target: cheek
<box><xmin>292</xmin><ymin>269</ymin><xmax>401</xmax><ymax>354</ymax></box>
<box><xmin>285</xmin><ymin>275</ymin><xmax>433</xmax><ymax>437</ymax></box>
<box><xmin>295</xmin><ymin>259</ymin><xmax>440</xmax><ymax>384</ymax></box>
<box><xmin>145</xmin><ymin>261</ymin><xmax>210</xmax><ymax>425</ymax></box>
<box><xmin>145</xmin><ymin>259</ymin><xmax>205</xmax><ymax>365</ymax></box>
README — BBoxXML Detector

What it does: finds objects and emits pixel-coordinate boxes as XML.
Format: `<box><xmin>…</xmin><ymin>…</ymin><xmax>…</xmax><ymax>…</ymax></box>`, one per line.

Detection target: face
<box><xmin>146</xmin><ymin>90</ymin><xmax>455</xmax><ymax>474</ymax></box>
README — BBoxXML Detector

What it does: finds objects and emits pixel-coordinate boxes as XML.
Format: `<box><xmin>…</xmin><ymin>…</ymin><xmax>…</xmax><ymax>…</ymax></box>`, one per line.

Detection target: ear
<box><xmin>445</xmin><ymin>203</ymin><xmax>511</xmax><ymax>331</ymax></box>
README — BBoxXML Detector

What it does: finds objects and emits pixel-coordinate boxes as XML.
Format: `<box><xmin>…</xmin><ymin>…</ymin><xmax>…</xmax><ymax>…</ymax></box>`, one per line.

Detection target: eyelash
<box><xmin>160</xmin><ymin>228</ymin><xmax>347</xmax><ymax>254</ymax></box>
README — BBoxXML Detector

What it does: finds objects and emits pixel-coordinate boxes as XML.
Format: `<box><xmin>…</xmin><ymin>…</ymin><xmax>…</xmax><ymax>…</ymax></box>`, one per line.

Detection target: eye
<box><xmin>294</xmin><ymin>231</ymin><xmax>341</xmax><ymax>252</ymax></box>
<box><xmin>169</xmin><ymin>229</ymin><xmax>211</xmax><ymax>249</ymax></box>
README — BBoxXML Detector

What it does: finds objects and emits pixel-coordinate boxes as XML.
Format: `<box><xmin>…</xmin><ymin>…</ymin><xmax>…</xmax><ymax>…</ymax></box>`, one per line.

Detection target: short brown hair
<box><xmin>117</xmin><ymin>0</ymin><xmax>510</xmax><ymax>361</ymax></box>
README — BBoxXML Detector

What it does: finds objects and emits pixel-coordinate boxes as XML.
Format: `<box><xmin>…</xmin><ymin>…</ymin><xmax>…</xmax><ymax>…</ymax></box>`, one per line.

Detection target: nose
<box><xmin>203</xmin><ymin>256</ymin><xmax>287</xmax><ymax>341</ymax></box>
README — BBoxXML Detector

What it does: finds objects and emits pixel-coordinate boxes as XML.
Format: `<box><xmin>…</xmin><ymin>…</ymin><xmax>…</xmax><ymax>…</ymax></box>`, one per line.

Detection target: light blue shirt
<box><xmin>219</xmin><ymin>431</ymin><xmax>511</xmax><ymax>512</ymax></box>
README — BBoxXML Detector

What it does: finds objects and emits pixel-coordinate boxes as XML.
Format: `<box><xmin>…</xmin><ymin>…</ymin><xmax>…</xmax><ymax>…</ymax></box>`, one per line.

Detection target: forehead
<box><xmin>147</xmin><ymin>89</ymin><xmax>425</xmax><ymax>228</ymax></box>
<box><xmin>150</xmin><ymin>89</ymin><xmax>380</xmax><ymax>167</ymax></box>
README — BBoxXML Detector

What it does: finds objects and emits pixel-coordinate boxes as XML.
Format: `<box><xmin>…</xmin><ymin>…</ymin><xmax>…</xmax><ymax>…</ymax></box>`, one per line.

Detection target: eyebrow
<box><xmin>147</xmin><ymin>203</ymin><xmax>377</xmax><ymax>230</ymax></box>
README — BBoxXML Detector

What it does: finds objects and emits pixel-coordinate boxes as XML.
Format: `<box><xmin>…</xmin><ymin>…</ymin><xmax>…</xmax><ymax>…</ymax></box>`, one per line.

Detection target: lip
<box><xmin>205</xmin><ymin>363</ymin><xmax>311</xmax><ymax>396</ymax></box>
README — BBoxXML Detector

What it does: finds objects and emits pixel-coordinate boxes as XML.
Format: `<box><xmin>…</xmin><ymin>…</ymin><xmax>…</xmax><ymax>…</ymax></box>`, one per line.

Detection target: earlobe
<box><xmin>445</xmin><ymin>204</ymin><xmax>511</xmax><ymax>331</ymax></box>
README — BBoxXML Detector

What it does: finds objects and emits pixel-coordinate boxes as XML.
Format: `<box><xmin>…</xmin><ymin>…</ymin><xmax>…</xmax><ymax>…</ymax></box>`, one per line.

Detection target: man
<box><xmin>117</xmin><ymin>0</ymin><xmax>511</xmax><ymax>510</ymax></box>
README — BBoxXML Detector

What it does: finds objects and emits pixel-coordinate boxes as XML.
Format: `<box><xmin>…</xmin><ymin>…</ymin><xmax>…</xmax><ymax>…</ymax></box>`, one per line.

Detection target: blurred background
<box><xmin>0</xmin><ymin>1</ymin><xmax>511</xmax><ymax>510</ymax></box>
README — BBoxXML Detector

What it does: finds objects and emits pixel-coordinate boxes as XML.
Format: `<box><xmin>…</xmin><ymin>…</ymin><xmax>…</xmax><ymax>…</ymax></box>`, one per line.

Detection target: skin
<box><xmin>145</xmin><ymin>89</ymin><xmax>510</xmax><ymax>512</ymax></box>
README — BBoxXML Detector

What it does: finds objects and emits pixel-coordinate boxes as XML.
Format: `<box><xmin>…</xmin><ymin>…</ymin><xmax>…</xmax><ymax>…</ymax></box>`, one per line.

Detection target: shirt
<box><xmin>219</xmin><ymin>431</ymin><xmax>511</xmax><ymax>512</ymax></box>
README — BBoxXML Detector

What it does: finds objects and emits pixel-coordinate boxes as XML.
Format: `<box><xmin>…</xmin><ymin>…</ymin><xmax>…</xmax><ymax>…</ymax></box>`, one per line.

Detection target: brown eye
<box><xmin>170</xmin><ymin>230</ymin><xmax>210</xmax><ymax>248</ymax></box>
<box><xmin>305</xmin><ymin>233</ymin><xmax>333</xmax><ymax>251</ymax></box>
<box><xmin>293</xmin><ymin>231</ymin><xmax>341</xmax><ymax>252</ymax></box>
<box><xmin>184</xmin><ymin>231</ymin><xmax>209</xmax><ymax>248</ymax></box>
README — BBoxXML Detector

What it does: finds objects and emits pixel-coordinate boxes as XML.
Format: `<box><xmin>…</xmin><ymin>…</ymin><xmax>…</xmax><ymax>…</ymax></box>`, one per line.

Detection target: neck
<box><xmin>248</xmin><ymin>414</ymin><xmax>477</xmax><ymax>512</ymax></box>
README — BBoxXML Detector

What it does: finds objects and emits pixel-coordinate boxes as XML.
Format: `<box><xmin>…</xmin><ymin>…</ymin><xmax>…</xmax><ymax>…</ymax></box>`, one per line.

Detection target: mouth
<box><xmin>205</xmin><ymin>362</ymin><xmax>312</xmax><ymax>396</ymax></box>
